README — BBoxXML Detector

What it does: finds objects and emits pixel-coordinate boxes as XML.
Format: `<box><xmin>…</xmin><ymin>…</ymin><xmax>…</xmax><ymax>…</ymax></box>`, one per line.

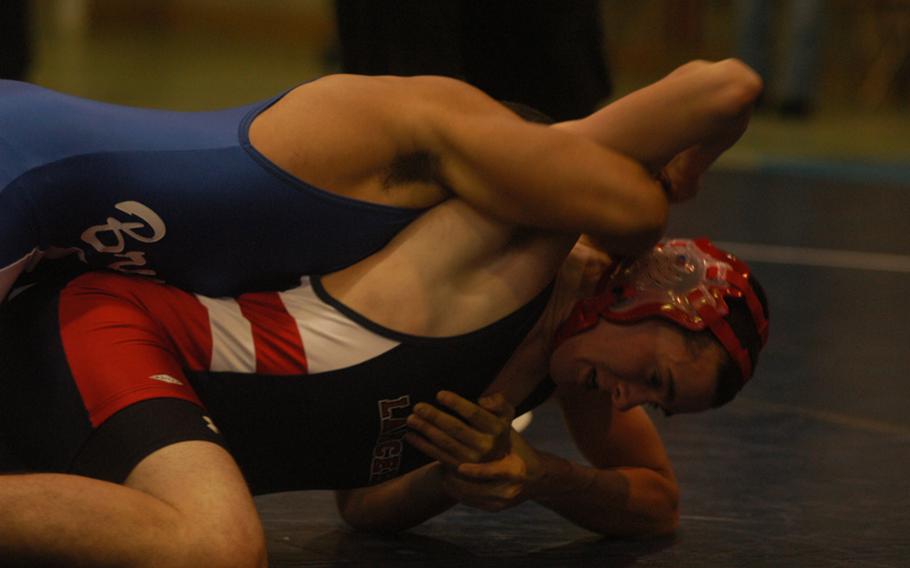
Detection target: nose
<box><xmin>612</xmin><ymin>382</ymin><xmax>650</xmax><ymax>411</ymax></box>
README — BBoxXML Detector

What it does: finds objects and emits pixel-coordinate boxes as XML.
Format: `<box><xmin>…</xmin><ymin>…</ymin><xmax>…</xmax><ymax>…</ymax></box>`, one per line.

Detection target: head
<box><xmin>500</xmin><ymin>101</ymin><xmax>555</xmax><ymax>125</ymax></box>
<box><xmin>549</xmin><ymin>238</ymin><xmax>769</xmax><ymax>415</ymax></box>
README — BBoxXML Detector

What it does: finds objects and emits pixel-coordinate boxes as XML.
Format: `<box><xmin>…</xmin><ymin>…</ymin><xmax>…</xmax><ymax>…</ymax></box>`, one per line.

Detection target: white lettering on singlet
<box><xmin>80</xmin><ymin>200</ymin><xmax>166</xmax><ymax>277</ymax></box>
<box><xmin>368</xmin><ymin>395</ymin><xmax>411</xmax><ymax>484</ymax></box>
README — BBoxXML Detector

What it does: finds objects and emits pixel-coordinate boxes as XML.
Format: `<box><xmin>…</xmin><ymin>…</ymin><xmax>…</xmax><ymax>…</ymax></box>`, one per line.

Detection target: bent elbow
<box><xmin>337</xmin><ymin>508</ymin><xmax>382</xmax><ymax>533</ymax></box>
<box><xmin>182</xmin><ymin>532</ymin><xmax>268</xmax><ymax>568</ymax></box>
<box><xmin>335</xmin><ymin>492</ymin><xmax>407</xmax><ymax>535</ymax></box>
<box><xmin>647</xmin><ymin>476</ymin><xmax>680</xmax><ymax>537</ymax></box>
<box><xmin>611</xmin><ymin>472</ymin><xmax>680</xmax><ymax>539</ymax></box>
<box><xmin>658</xmin><ymin>510</ymin><xmax>681</xmax><ymax>536</ymax></box>
<box><xmin>339</xmin><ymin>514</ymin><xmax>407</xmax><ymax>535</ymax></box>
<box><xmin>652</xmin><ymin>488</ymin><xmax>680</xmax><ymax>536</ymax></box>
<box><xmin>335</xmin><ymin>493</ymin><xmax>374</xmax><ymax>532</ymax></box>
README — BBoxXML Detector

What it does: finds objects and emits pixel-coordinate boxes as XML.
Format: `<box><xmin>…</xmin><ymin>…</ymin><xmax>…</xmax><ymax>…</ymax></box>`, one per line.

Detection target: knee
<box><xmin>190</xmin><ymin>530</ymin><xmax>268</xmax><ymax>568</ymax></box>
<box><xmin>175</xmin><ymin>513</ymin><xmax>268</xmax><ymax>568</ymax></box>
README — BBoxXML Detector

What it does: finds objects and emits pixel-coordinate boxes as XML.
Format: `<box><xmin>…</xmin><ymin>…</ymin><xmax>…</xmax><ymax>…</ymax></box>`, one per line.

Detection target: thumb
<box><xmin>457</xmin><ymin>460</ymin><xmax>515</xmax><ymax>481</ymax></box>
<box><xmin>478</xmin><ymin>393</ymin><xmax>515</xmax><ymax>421</ymax></box>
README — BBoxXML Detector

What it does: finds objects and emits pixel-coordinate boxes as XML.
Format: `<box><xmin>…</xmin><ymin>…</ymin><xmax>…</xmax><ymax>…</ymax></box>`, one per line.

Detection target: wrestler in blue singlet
<box><xmin>0</xmin><ymin>80</ymin><xmax>424</xmax><ymax>297</ymax></box>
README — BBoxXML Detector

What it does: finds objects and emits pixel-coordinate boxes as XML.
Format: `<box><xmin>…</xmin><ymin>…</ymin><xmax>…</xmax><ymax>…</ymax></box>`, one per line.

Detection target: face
<box><xmin>549</xmin><ymin>318</ymin><xmax>725</xmax><ymax>415</ymax></box>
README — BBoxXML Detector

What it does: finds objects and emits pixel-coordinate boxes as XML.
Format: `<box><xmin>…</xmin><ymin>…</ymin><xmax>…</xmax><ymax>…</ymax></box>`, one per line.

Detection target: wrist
<box><xmin>528</xmin><ymin>451</ymin><xmax>586</xmax><ymax>502</ymax></box>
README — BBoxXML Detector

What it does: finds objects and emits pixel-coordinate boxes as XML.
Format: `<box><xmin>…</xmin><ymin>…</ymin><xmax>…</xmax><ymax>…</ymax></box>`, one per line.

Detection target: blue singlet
<box><xmin>0</xmin><ymin>80</ymin><xmax>424</xmax><ymax>296</ymax></box>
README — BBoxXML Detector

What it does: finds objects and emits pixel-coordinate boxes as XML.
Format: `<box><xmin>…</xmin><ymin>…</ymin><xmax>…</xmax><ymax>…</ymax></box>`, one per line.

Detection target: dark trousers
<box><xmin>335</xmin><ymin>0</ymin><xmax>611</xmax><ymax>120</ymax></box>
<box><xmin>0</xmin><ymin>0</ymin><xmax>31</xmax><ymax>80</ymax></box>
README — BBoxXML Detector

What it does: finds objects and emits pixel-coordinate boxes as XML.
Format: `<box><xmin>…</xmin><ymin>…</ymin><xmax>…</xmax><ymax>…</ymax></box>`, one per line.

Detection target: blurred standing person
<box><xmin>334</xmin><ymin>0</ymin><xmax>612</xmax><ymax>121</ymax></box>
<box><xmin>735</xmin><ymin>0</ymin><xmax>825</xmax><ymax>118</ymax></box>
<box><xmin>0</xmin><ymin>0</ymin><xmax>31</xmax><ymax>80</ymax></box>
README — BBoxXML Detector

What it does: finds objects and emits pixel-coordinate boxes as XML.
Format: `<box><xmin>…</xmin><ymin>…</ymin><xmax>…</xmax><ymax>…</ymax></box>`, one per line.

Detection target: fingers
<box><xmin>405</xmin><ymin>410</ymin><xmax>494</xmax><ymax>464</ymax></box>
<box><xmin>402</xmin><ymin>431</ymin><xmax>461</xmax><ymax>468</ymax></box>
<box><xmin>412</xmin><ymin>400</ymin><xmax>494</xmax><ymax>449</ymax></box>
<box><xmin>405</xmin><ymin>391</ymin><xmax>516</xmax><ymax>465</ymax></box>
<box><xmin>436</xmin><ymin>391</ymin><xmax>515</xmax><ymax>434</ymax></box>
<box><xmin>457</xmin><ymin>461</ymin><xmax>518</xmax><ymax>481</ymax></box>
<box><xmin>441</xmin><ymin>466</ymin><xmax>527</xmax><ymax>512</ymax></box>
<box><xmin>477</xmin><ymin>393</ymin><xmax>516</xmax><ymax>422</ymax></box>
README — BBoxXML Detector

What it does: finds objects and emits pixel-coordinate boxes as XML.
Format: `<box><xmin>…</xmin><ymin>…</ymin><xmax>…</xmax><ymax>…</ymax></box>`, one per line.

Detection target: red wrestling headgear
<box><xmin>554</xmin><ymin>238</ymin><xmax>769</xmax><ymax>383</ymax></box>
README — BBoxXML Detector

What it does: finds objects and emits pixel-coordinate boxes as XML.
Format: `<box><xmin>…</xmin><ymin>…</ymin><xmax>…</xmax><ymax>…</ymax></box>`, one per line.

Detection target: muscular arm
<box><xmin>412</xmin><ymin>78</ymin><xmax>668</xmax><ymax>255</ymax></box>
<box><xmin>0</xmin><ymin>442</ymin><xmax>267</xmax><ymax>568</ymax></box>
<box><xmin>534</xmin><ymin>388</ymin><xmax>678</xmax><ymax>536</ymax></box>
<box><xmin>337</xmin><ymin>390</ymin><xmax>677</xmax><ymax>538</ymax></box>
<box><xmin>412</xmin><ymin>59</ymin><xmax>760</xmax><ymax>245</ymax></box>
<box><xmin>433</xmin><ymin>390</ymin><xmax>677</xmax><ymax>537</ymax></box>
<box><xmin>557</xmin><ymin>58</ymin><xmax>762</xmax><ymax>200</ymax></box>
<box><xmin>416</xmin><ymin>59</ymin><xmax>760</xmax><ymax>226</ymax></box>
<box><xmin>335</xmin><ymin>463</ymin><xmax>458</xmax><ymax>533</ymax></box>
<box><xmin>260</xmin><ymin>61</ymin><xmax>759</xmax><ymax>257</ymax></box>
<box><xmin>254</xmin><ymin>74</ymin><xmax>668</xmax><ymax>257</ymax></box>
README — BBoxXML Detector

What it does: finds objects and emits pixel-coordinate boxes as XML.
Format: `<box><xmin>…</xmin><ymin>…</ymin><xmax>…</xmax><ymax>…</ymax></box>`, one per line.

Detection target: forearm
<box><xmin>440</xmin><ymin>118</ymin><xmax>668</xmax><ymax>255</ymax></box>
<box><xmin>557</xmin><ymin>58</ymin><xmax>762</xmax><ymax>173</ymax></box>
<box><xmin>531</xmin><ymin>452</ymin><xmax>679</xmax><ymax>537</ymax></box>
<box><xmin>412</xmin><ymin>76</ymin><xmax>668</xmax><ymax>256</ymax></box>
<box><xmin>336</xmin><ymin>463</ymin><xmax>458</xmax><ymax>533</ymax></box>
<box><xmin>0</xmin><ymin>473</ymin><xmax>194</xmax><ymax>567</ymax></box>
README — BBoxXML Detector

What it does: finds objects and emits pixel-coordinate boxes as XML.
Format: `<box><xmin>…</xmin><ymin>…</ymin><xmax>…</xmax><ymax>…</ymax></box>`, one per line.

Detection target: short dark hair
<box><xmin>500</xmin><ymin>101</ymin><xmax>555</xmax><ymax>125</ymax></box>
<box><xmin>672</xmin><ymin>275</ymin><xmax>769</xmax><ymax>408</ymax></box>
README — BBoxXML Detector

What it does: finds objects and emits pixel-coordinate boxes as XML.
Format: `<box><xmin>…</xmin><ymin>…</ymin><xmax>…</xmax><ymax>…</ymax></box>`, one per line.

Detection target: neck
<box><xmin>489</xmin><ymin>239</ymin><xmax>613</xmax><ymax>402</ymax></box>
<box><xmin>541</xmin><ymin>238</ymin><xmax>614</xmax><ymax>353</ymax></box>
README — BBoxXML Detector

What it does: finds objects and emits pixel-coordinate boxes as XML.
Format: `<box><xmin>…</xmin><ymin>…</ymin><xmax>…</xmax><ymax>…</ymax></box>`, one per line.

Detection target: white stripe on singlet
<box><xmin>279</xmin><ymin>277</ymin><xmax>399</xmax><ymax>374</ymax></box>
<box><xmin>195</xmin><ymin>295</ymin><xmax>257</xmax><ymax>373</ymax></box>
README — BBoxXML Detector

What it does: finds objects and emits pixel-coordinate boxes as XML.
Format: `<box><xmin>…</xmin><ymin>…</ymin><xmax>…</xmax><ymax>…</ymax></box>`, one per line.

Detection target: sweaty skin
<box><xmin>0</xmin><ymin>74</ymin><xmax>663</xmax><ymax>303</ymax></box>
<box><xmin>0</xmin><ymin>60</ymin><xmax>758</xmax><ymax>303</ymax></box>
<box><xmin>0</xmin><ymin>60</ymin><xmax>762</xmax><ymax>566</ymax></box>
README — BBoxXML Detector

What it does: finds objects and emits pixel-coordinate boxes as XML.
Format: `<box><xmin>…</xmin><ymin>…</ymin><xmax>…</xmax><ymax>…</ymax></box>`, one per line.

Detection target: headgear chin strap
<box><xmin>554</xmin><ymin>238</ymin><xmax>769</xmax><ymax>383</ymax></box>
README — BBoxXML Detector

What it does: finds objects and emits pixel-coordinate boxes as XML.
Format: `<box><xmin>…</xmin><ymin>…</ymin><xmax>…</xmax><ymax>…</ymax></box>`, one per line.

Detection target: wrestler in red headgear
<box><xmin>552</xmin><ymin>238</ymin><xmax>769</xmax><ymax>413</ymax></box>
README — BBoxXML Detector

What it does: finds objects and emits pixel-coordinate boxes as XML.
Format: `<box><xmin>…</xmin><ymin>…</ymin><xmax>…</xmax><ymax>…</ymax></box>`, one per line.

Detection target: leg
<box><xmin>0</xmin><ymin>0</ymin><xmax>30</xmax><ymax>80</ymax></box>
<box><xmin>0</xmin><ymin>441</ymin><xmax>267</xmax><ymax>568</ymax></box>
<box><xmin>779</xmin><ymin>0</ymin><xmax>824</xmax><ymax>113</ymax></box>
<box><xmin>463</xmin><ymin>0</ymin><xmax>611</xmax><ymax>121</ymax></box>
<box><xmin>0</xmin><ymin>277</ymin><xmax>265</xmax><ymax>566</ymax></box>
<box><xmin>734</xmin><ymin>0</ymin><xmax>773</xmax><ymax>87</ymax></box>
<box><xmin>335</xmin><ymin>0</ymin><xmax>465</xmax><ymax>77</ymax></box>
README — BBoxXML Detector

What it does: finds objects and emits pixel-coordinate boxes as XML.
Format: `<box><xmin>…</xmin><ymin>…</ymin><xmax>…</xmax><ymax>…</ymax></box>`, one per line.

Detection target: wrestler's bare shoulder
<box><xmin>248</xmin><ymin>74</ymin><xmax>482</xmax><ymax>208</ymax></box>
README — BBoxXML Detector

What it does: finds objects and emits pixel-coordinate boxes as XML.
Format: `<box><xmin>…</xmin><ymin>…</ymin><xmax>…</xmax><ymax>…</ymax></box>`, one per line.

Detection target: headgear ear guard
<box><xmin>554</xmin><ymin>238</ymin><xmax>769</xmax><ymax>384</ymax></box>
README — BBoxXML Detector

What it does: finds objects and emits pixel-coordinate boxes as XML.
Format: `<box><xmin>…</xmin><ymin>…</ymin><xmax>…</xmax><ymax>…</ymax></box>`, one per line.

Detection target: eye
<box><xmin>649</xmin><ymin>373</ymin><xmax>662</xmax><ymax>390</ymax></box>
<box><xmin>586</xmin><ymin>369</ymin><xmax>598</xmax><ymax>391</ymax></box>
